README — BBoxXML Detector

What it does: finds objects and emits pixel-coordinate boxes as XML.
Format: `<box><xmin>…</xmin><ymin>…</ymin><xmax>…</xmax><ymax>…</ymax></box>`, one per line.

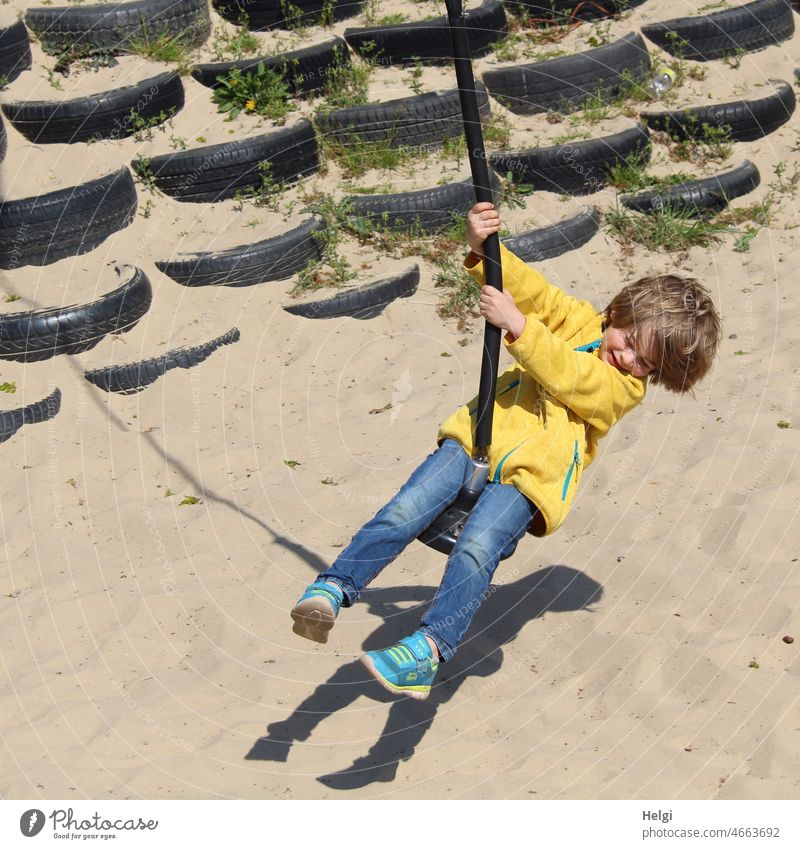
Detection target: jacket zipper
<box><xmin>561</xmin><ymin>440</ymin><xmax>581</xmax><ymax>501</ymax></box>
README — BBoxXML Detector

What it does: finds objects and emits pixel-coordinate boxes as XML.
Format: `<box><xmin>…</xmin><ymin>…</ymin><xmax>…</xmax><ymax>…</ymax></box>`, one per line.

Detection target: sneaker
<box><xmin>291</xmin><ymin>581</ymin><xmax>344</xmax><ymax>644</ymax></box>
<box><xmin>360</xmin><ymin>631</ymin><xmax>439</xmax><ymax>700</ymax></box>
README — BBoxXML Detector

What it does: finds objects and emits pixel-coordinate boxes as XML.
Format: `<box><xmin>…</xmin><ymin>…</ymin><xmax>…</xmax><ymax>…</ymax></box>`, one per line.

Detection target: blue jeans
<box><xmin>318</xmin><ymin>439</ymin><xmax>535</xmax><ymax>662</ymax></box>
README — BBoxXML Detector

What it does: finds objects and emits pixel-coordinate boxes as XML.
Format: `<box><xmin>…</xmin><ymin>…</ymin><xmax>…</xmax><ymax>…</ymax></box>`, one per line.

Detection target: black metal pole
<box><xmin>444</xmin><ymin>0</ymin><xmax>502</xmax><ymax>463</ymax></box>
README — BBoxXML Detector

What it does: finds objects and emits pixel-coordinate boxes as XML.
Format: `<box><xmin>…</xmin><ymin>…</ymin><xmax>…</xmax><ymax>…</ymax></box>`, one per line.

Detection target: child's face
<box><xmin>600</xmin><ymin>314</ymin><xmax>657</xmax><ymax>378</ymax></box>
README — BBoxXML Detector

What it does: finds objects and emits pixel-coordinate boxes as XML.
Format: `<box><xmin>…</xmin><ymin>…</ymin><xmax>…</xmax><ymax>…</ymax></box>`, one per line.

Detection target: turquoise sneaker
<box><xmin>360</xmin><ymin>631</ymin><xmax>439</xmax><ymax>700</ymax></box>
<box><xmin>291</xmin><ymin>581</ymin><xmax>344</xmax><ymax>644</ymax></box>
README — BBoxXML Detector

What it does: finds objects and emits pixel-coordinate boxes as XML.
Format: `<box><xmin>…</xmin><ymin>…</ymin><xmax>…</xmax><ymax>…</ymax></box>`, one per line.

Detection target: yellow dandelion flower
<box><xmin>245</xmin><ymin>99</ymin><xmax>256</xmax><ymax>111</ymax></box>
<box><xmin>229</xmin><ymin>78</ymin><xmax>238</xmax><ymax>87</ymax></box>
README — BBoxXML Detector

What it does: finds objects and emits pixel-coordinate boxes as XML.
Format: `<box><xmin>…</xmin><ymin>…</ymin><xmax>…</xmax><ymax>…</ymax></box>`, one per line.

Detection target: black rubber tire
<box><xmin>131</xmin><ymin>120</ymin><xmax>319</xmax><ymax>202</ymax></box>
<box><xmin>345</xmin><ymin>173</ymin><xmax>498</xmax><ymax>233</ymax></box>
<box><xmin>0</xmin><ymin>114</ymin><xmax>6</xmax><ymax>164</ymax></box>
<box><xmin>191</xmin><ymin>37</ymin><xmax>348</xmax><ymax>96</ymax></box>
<box><xmin>284</xmin><ymin>264</ymin><xmax>419</xmax><ymax>319</ymax></box>
<box><xmin>25</xmin><ymin>0</ymin><xmax>212</xmax><ymax>55</ymax></box>
<box><xmin>0</xmin><ymin>19</ymin><xmax>33</xmax><ymax>84</ymax></box>
<box><xmin>344</xmin><ymin>0</ymin><xmax>506</xmax><ymax>65</ymax></box>
<box><xmin>1</xmin><ymin>72</ymin><xmax>185</xmax><ymax>145</ymax></box>
<box><xmin>0</xmin><ymin>168</ymin><xmax>138</xmax><ymax>269</ymax></box>
<box><xmin>491</xmin><ymin>123</ymin><xmax>651</xmax><ymax>195</ymax></box>
<box><xmin>641</xmin><ymin>79</ymin><xmax>795</xmax><ymax>143</ymax></box>
<box><xmin>620</xmin><ymin>160</ymin><xmax>761</xmax><ymax>217</ymax></box>
<box><xmin>156</xmin><ymin>216</ymin><xmax>325</xmax><ymax>286</ymax></box>
<box><xmin>84</xmin><ymin>326</ymin><xmax>239</xmax><ymax>393</ymax></box>
<box><xmin>315</xmin><ymin>82</ymin><xmax>490</xmax><ymax>149</ymax></box>
<box><xmin>482</xmin><ymin>31</ymin><xmax>650</xmax><ymax>116</ymax></box>
<box><xmin>212</xmin><ymin>0</ymin><xmax>362</xmax><ymax>31</ymax></box>
<box><xmin>506</xmin><ymin>1</ymin><xmax>648</xmax><ymax>23</ymax></box>
<box><xmin>0</xmin><ymin>265</ymin><xmax>152</xmax><ymax>362</ymax></box>
<box><xmin>641</xmin><ymin>0</ymin><xmax>794</xmax><ymax>61</ymax></box>
<box><xmin>502</xmin><ymin>206</ymin><xmax>601</xmax><ymax>262</ymax></box>
<box><xmin>0</xmin><ymin>387</ymin><xmax>62</xmax><ymax>444</ymax></box>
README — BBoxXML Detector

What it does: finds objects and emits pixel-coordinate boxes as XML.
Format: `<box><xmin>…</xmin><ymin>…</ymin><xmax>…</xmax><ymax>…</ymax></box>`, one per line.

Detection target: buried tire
<box><xmin>191</xmin><ymin>37</ymin><xmax>348</xmax><ymax>96</ymax></box>
<box><xmin>0</xmin><ymin>167</ymin><xmax>137</xmax><ymax>269</ymax></box>
<box><xmin>25</xmin><ymin>0</ymin><xmax>211</xmax><ymax>55</ymax></box>
<box><xmin>640</xmin><ymin>79</ymin><xmax>795</xmax><ymax>143</ymax></box>
<box><xmin>131</xmin><ymin>120</ymin><xmax>319</xmax><ymax>202</ymax></box>
<box><xmin>482</xmin><ymin>32</ymin><xmax>650</xmax><ymax>116</ymax></box>
<box><xmin>502</xmin><ymin>207</ymin><xmax>601</xmax><ymax>262</ymax></box>
<box><xmin>491</xmin><ymin>124</ymin><xmax>651</xmax><ymax>195</ymax></box>
<box><xmin>155</xmin><ymin>216</ymin><xmax>326</xmax><ymax>286</ymax></box>
<box><xmin>345</xmin><ymin>173</ymin><xmax>499</xmax><ymax>233</ymax></box>
<box><xmin>1</xmin><ymin>71</ymin><xmax>185</xmax><ymax>144</ymax></box>
<box><xmin>84</xmin><ymin>327</ymin><xmax>240</xmax><ymax>393</ymax></box>
<box><xmin>315</xmin><ymin>83</ymin><xmax>490</xmax><ymax>149</ymax></box>
<box><xmin>640</xmin><ymin>0</ymin><xmax>794</xmax><ymax>61</ymax></box>
<box><xmin>284</xmin><ymin>265</ymin><xmax>419</xmax><ymax>319</ymax></box>
<box><xmin>0</xmin><ymin>265</ymin><xmax>152</xmax><ymax>362</ymax></box>
<box><xmin>620</xmin><ymin>160</ymin><xmax>761</xmax><ymax>217</ymax></box>
<box><xmin>344</xmin><ymin>0</ymin><xmax>506</xmax><ymax>64</ymax></box>
<box><xmin>0</xmin><ymin>387</ymin><xmax>62</xmax><ymax>444</ymax></box>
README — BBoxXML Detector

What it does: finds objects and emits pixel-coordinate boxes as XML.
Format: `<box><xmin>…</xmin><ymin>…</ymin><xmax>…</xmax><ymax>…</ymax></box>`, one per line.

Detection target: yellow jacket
<box><xmin>437</xmin><ymin>244</ymin><xmax>646</xmax><ymax>536</ymax></box>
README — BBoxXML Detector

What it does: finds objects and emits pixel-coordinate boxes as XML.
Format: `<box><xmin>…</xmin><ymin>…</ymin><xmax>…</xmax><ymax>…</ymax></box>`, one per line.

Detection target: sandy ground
<box><xmin>1</xmin><ymin>0</ymin><xmax>800</xmax><ymax>799</ymax></box>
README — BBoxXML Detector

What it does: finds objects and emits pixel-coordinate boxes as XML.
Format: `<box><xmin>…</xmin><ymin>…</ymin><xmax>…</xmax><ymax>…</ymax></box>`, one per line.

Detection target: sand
<box><xmin>1</xmin><ymin>0</ymin><xmax>800</xmax><ymax>799</ymax></box>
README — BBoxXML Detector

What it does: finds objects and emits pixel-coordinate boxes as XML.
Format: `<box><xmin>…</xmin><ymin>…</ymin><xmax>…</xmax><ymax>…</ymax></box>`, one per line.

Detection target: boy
<box><xmin>291</xmin><ymin>201</ymin><xmax>721</xmax><ymax>700</ymax></box>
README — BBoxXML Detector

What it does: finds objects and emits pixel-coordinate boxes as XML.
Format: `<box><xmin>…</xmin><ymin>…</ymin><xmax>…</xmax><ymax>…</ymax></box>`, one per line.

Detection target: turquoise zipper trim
<box><xmin>492</xmin><ymin>440</ymin><xmax>529</xmax><ymax>483</ymax></box>
<box><xmin>561</xmin><ymin>440</ymin><xmax>581</xmax><ymax>501</ymax></box>
<box><xmin>574</xmin><ymin>337</ymin><xmax>603</xmax><ymax>353</ymax></box>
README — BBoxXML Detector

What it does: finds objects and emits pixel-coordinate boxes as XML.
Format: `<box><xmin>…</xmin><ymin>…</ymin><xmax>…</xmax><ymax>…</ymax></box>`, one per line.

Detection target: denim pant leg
<box><xmin>318</xmin><ymin>439</ymin><xmax>472</xmax><ymax>606</ymax></box>
<box><xmin>419</xmin><ymin>481</ymin><xmax>534</xmax><ymax>662</ymax></box>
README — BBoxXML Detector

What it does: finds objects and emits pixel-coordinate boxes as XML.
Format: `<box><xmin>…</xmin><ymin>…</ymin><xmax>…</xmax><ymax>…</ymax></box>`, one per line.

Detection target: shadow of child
<box><xmin>245</xmin><ymin>565</ymin><xmax>602</xmax><ymax>789</ymax></box>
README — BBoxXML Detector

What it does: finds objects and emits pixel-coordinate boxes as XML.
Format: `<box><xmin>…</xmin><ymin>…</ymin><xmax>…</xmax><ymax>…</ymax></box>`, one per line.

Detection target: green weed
<box><xmin>606</xmin><ymin>204</ymin><xmax>731</xmax><ymax>252</ymax></box>
<box><xmin>211</xmin><ymin>61</ymin><xmax>294</xmax><ymax>122</ymax></box>
<box><xmin>0</xmin><ymin>381</ymin><xmax>16</xmax><ymax>394</ymax></box>
<box><xmin>210</xmin><ymin>18</ymin><xmax>260</xmax><ymax>61</ymax></box>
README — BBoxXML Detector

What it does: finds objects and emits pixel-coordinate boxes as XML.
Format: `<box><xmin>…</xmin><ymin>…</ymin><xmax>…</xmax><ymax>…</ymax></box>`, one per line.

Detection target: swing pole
<box><xmin>444</xmin><ymin>0</ymin><xmax>502</xmax><ymax>462</ymax></box>
<box><xmin>415</xmin><ymin>0</ymin><xmax>504</xmax><ymax>556</ymax></box>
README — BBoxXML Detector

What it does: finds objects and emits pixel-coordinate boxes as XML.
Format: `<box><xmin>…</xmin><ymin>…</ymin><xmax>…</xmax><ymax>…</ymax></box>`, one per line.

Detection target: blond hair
<box><xmin>605</xmin><ymin>274</ymin><xmax>721</xmax><ymax>394</ymax></box>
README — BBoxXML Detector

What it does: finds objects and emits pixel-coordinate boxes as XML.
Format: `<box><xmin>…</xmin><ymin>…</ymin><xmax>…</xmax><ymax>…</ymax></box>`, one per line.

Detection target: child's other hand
<box><xmin>479</xmin><ymin>285</ymin><xmax>526</xmax><ymax>339</ymax></box>
<box><xmin>467</xmin><ymin>202</ymin><xmax>500</xmax><ymax>256</ymax></box>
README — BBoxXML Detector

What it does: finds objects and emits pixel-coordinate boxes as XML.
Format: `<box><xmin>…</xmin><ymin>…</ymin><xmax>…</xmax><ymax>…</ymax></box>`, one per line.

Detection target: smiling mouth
<box><xmin>610</xmin><ymin>351</ymin><xmax>623</xmax><ymax>370</ymax></box>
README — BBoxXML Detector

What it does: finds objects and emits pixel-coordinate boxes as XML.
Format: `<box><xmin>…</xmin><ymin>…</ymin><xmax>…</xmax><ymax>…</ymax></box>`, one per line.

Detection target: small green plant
<box><xmin>321</xmin><ymin>132</ymin><xmax>416</xmax><ymax>179</ymax></box>
<box><xmin>434</xmin><ymin>256</ymin><xmax>480</xmax><ymax>330</ymax></box>
<box><xmin>666</xmin><ymin>119</ymin><xmax>734</xmax><ymax>164</ymax></box>
<box><xmin>777</xmin><ymin>420</ymin><xmax>791</xmax><ymax>429</ymax></box>
<box><xmin>4</xmin><ymin>293</ymin><xmax>21</xmax><ymax>302</ymax></box>
<box><xmin>320</xmin><ymin>477</ymin><xmax>338</xmax><ymax>486</ymax></box>
<box><xmin>321</xmin><ymin>47</ymin><xmax>376</xmax><ymax>110</ymax></box>
<box><xmin>129</xmin><ymin>108</ymin><xmax>173</xmax><ymax>142</ymax></box>
<box><xmin>607</xmin><ymin>152</ymin><xmax>696</xmax><ymax>192</ymax></box>
<box><xmin>169</xmin><ymin>134</ymin><xmax>188</xmax><ymax>150</ymax></box>
<box><xmin>732</xmin><ymin>227</ymin><xmax>758</xmax><ymax>252</ymax></box>
<box><xmin>0</xmin><ymin>381</ymin><xmax>16</xmax><ymax>394</ymax></box>
<box><xmin>606</xmin><ymin>204</ymin><xmax>730</xmax><ymax>252</ymax></box>
<box><xmin>404</xmin><ymin>58</ymin><xmax>425</xmax><ymax>95</ymax></box>
<box><xmin>284</xmin><ymin>459</ymin><xmax>302</xmax><ymax>468</ymax></box>
<box><xmin>164</xmin><ymin>488</ymin><xmax>174</xmax><ymax>497</ymax></box>
<box><xmin>126</xmin><ymin>25</ymin><xmax>194</xmax><ymax>65</ymax></box>
<box><xmin>133</xmin><ymin>155</ymin><xmax>158</xmax><ymax>192</ymax></box>
<box><xmin>139</xmin><ymin>198</ymin><xmax>156</xmax><ymax>219</ymax></box>
<box><xmin>179</xmin><ymin>495</ymin><xmax>202</xmax><ymax>505</ymax></box>
<box><xmin>722</xmin><ymin>46</ymin><xmax>747</xmax><ymax>70</ymax></box>
<box><xmin>292</xmin><ymin>196</ymin><xmax>358</xmax><ymax>292</ymax></box>
<box><xmin>210</xmin><ymin>18</ymin><xmax>260</xmax><ymax>61</ymax></box>
<box><xmin>585</xmin><ymin>20</ymin><xmax>612</xmax><ymax>48</ymax></box>
<box><xmin>41</xmin><ymin>63</ymin><xmax>64</xmax><ymax>90</ymax></box>
<box><xmin>0</xmin><ymin>75</ymin><xmax>8</xmax><ymax>91</ymax></box>
<box><xmin>748</xmin><ymin>659</ymin><xmax>760</xmax><ymax>669</ymax></box>
<box><xmin>211</xmin><ymin>62</ymin><xmax>294</xmax><ymax>122</ymax></box>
